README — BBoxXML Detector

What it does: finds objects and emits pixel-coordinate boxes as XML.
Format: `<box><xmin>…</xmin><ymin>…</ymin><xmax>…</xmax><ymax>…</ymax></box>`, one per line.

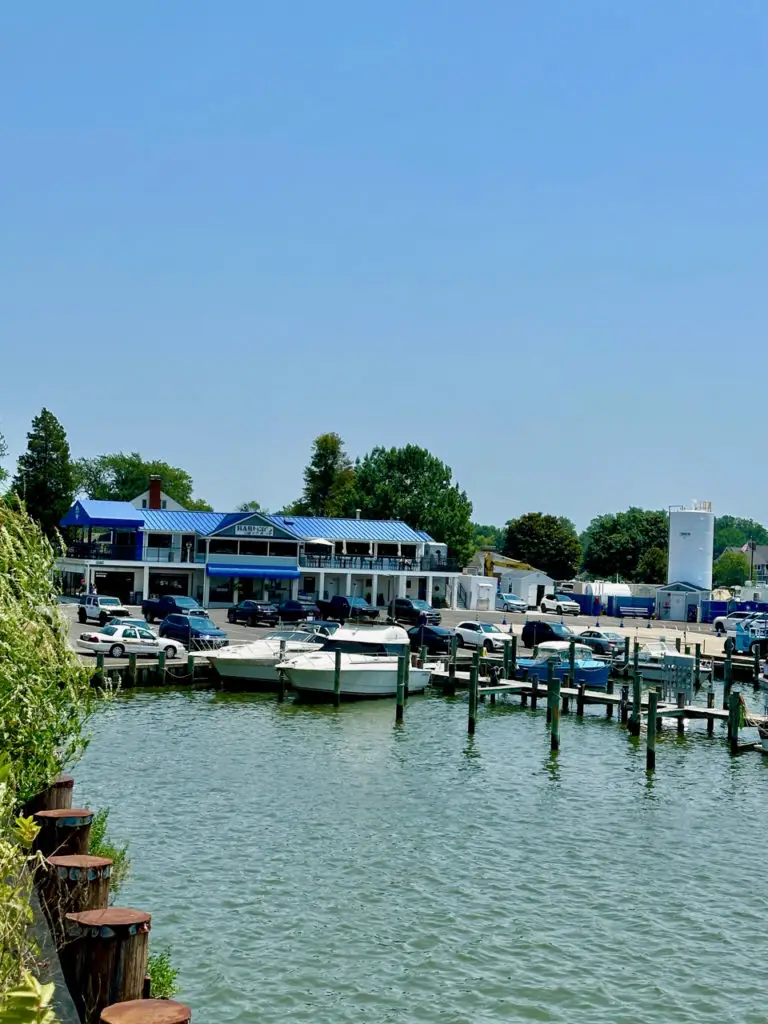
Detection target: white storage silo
<box><xmin>667</xmin><ymin>502</ymin><xmax>714</xmax><ymax>590</ymax></box>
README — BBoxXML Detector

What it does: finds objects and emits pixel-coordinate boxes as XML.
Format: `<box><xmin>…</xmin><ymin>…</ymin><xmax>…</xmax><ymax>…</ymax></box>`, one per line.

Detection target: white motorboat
<box><xmin>279</xmin><ymin>624</ymin><xmax>431</xmax><ymax>699</ymax></box>
<box><xmin>634</xmin><ymin>637</ymin><xmax>712</xmax><ymax>685</ymax></box>
<box><xmin>207</xmin><ymin>629</ymin><xmax>328</xmax><ymax>689</ymax></box>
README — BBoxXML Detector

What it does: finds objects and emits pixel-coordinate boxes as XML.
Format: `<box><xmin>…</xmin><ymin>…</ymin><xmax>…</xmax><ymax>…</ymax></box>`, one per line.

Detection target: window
<box><xmin>401</xmin><ymin>545</ymin><xmax>416</xmax><ymax>558</ymax></box>
<box><xmin>139</xmin><ymin>630</ymin><xmax>155</xmax><ymax>640</ymax></box>
<box><xmin>148</xmin><ymin>534</ymin><xmax>172</xmax><ymax>549</ymax></box>
<box><xmin>123</xmin><ymin>628</ymin><xmax>137</xmax><ymax>639</ymax></box>
<box><xmin>238</xmin><ymin>540</ymin><xmax>269</xmax><ymax>555</ymax></box>
<box><xmin>161</xmin><ymin>500</ymin><xmax>167</xmax><ymax>510</ymax></box>
<box><xmin>209</xmin><ymin>539</ymin><xmax>238</xmax><ymax>555</ymax></box>
<box><xmin>269</xmin><ymin>541</ymin><xmax>298</xmax><ymax>557</ymax></box>
<box><xmin>142</xmin><ymin>499</ymin><xmax>147</xmax><ymax>508</ymax></box>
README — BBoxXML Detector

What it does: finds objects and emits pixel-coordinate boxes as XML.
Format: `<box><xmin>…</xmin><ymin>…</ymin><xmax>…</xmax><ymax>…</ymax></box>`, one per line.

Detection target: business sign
<box><xmin>235</xmin><ymin>524</ymin><xmax>274</xmax><ymax>537</ymax></box>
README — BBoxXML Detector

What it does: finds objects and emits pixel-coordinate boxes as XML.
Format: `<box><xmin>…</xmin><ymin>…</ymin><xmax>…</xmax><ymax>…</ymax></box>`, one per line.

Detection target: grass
<box><xmin>147</xmin><ymin>947</ymin><xmax>179</xmax><ymax>999</ymax></box>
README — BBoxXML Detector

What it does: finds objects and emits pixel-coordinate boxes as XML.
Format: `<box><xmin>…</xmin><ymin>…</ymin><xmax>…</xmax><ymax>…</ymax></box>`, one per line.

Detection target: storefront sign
<box><xmin>234</xmin><ymin>524</ymin><xmax>274</xmax><ymax>537</ymax></box>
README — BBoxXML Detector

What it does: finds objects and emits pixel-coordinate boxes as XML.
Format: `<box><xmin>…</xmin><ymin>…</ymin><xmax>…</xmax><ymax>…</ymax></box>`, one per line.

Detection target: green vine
<box><xmin>147</xmin><ymin>947</ymin><xmax>179</xmax><ymax>1000</ymax></box>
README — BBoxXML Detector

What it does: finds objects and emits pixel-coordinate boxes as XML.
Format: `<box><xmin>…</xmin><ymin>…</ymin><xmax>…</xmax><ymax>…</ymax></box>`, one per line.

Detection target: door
<box><xmin>669</xmin><ymin>593</ymin><xmax>686</xmax><ymax>621</ymax></box>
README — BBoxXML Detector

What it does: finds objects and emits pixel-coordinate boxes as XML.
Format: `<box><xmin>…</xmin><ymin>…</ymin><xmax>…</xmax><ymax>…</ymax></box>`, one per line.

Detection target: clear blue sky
<box><xmin>2</xmin><ymin>2</ymin><xmax>766</xmax><ymax>529</ymax></box>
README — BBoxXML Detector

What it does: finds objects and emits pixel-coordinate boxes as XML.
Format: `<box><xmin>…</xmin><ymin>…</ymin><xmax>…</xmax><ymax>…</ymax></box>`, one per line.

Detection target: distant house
<box><xmin>130</xmin><ymin>475</ymin><xmax>186</xmax><ymax>512</ymax></box>
<box><xmin>722</xmin><ymin>544</ymin><xmax>768</xmax><ymax>582</ymax></box>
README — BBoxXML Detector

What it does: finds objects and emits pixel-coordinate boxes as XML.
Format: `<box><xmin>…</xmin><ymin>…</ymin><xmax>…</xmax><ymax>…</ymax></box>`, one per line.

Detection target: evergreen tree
<box><xmin>292</xmin><ymin>433</ymin><xmax>357</xmax><ymax>517</ymax></box>
<box><xmin>0</xmin><ymin>431</ymin><xmax>7</xmax><ymax>486</ymax></box>
<box><xmin>12</xmin><ymin>409</ymin><xmax>75</xmax><ymax>537</ymax></box>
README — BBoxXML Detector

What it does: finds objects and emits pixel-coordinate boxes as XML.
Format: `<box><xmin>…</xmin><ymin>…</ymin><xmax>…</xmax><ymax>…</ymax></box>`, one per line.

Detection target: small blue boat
<box><xmin>515</xmin><ymin>641</ymin><xmax>611</xmax><ymax>690</ymax></box>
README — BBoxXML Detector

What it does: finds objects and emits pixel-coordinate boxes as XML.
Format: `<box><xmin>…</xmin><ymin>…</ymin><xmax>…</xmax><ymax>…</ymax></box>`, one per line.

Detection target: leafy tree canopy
<box><xmin>472</xmin><ymin>523</ymin><xmax>506</xmax><ymax>551</ymax></box>
<box><xmin>580</xmin><ymin>507</ymin><xmax>668</xmax><ymax>581</ymax></box>
<box><xmin>635</xmin><ymin>546</ymin><xmax>667</xmax><ymax>583</ymax></box>
<box><xmin>236</xmin><ymin>500</ymin><xmax>266</xmax><ymax>513</ymax></box>
<box><xmin>713</xmin><ymin>515</ymin><xmax>768</xmax><ymax>559</ymax></box>
<box><xmin>12</xmin><ymin>408</ymin><xmax>75</xmax><ymax>538</ymax></box>
<box><xmin>290</xmin><ymin>433</ymin><xmax>357</xmax><ymax>518</ymax></box>
<box><xmin>354</xmin><ymin>444</ymin><xmax>475</xmax><ymax>565</ymax></box>
<box><xmin>74</xmin><ymin>453</ymin><xmax>211</xmax><ymax>511</ymax></box>
<box><xmin>503</xmin><ymin>512</ymin><xmax>581</xmax><ymax>580</ymax></box>
<box><xmin>713</xmin><ymin>550</ymin><xmax>751</xmax><ymax>588</ymax></box>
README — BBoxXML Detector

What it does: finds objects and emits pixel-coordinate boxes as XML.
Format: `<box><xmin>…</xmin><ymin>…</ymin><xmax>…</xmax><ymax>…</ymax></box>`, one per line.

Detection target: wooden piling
<box><xmin>568</xmin><ymin>639</ymin><xmax>576</xmax><ymax>687</ymax></box>
<box><xmin>128</xmin><ymin>654</ymin><xmax>137</xmax><ymax>686</ymax></box>
<box><xmin>550</xmin><ymin>675</ymin><xmax>561</xmax><ymax>751</ymax></box>
<box><xmin>100</xmin><ymin>999</ymin><xmax>192</xmax><ymax>1023</ymax></box>
<box><xmin>277</xmin><ymin>641</ymin><xmax>287</xmax><ymax>702</ymax></box>
<box><xmin>502</xmin><ymin>642</ymin><xmax>511</xmax><ymax>679</ymax></box>
<box><xmin>754</xmin><ymin>646</ymin><xmax>761</xmax><ymax>685</ymax></box>
<box><xmin>468</xmin><ymin>652</ymin><xmax>480</xmax><ymax>735</ymax></box>
<box><xmin>64</xmin><ymin>908</ymin><xmax>151</xmax><ymax>1024</ymax></box>
<box><xmin>561</xmin><ymin>675</ymin><xmax>569</xmax><ymax>714</ymax></box>
<box><xmin>510</xmin><ymin>635</ymin><xmax>517</xmax><ymax>678</ymax></box>
<box><xmin>404</xmin><ymin>651</ymin><xmax>411</xmax><ymax>697</ymax></box>
<box><xmin>157</xmin><ymin>650</ymin><xmax>166</xmax><ymax>685</ymax></box>
<box><xmin>33</xmin><ymin>809</ymin><xmax>93</xmax><ymax>859</ymax></box>
<box><xmin>695</xmin><ymin>643</ymin><xmax>701</xmax><ymax>688</ymax></box>
<box><xmin>187</xmin><ymin>652</ymin><xmax>195</xmax><ymax>681</ymax></box>
<box><xmin>42</xmin><ymin>854</ymin><xmax>112</xmax><ymax>945</ymax></box>
<box><xmin>728</xmin><ymin>691</ymin><xmax>741</xmax><ymax>754</ymax></box>
<box><xmin>23</xmin><ymin>774</ymin><xmax>74</xmax><ymax>816</ymax></box>
<box><xmin>530</xmin><ymin>675</ymin><xmax>538</xmax><ymax>710</ymax></box>
<box><xmin>623</xmin><ymin>636</ymin><xmax>630</xmax><ymax>666</ymax></box>
<box><xmin>576</xmin><ymin>682</ymin><xmax>585</xmax><ymax>716</ymax></box>
<box><xmin>95</xmin><ymin>653</ymin><xmax>105</xmax><ymax>686</ymax></box>
<box><xmin>706</xmin><ymin>689</ymin><xmax>715</xmax><ymax>735</ymax></box>
<box><xmin>676</xmin><ymin>692</ymin><xmax>685</xmax><ymax>735</ymax></box>
<box><xmin>620</xmin><ymin>684</ymin><xmax>629</xmax><ymax>725</ymax></box>
<box><xmin>545</xmin><ymin>659</ymin><xmax>554</xmax><ymax>724</ymax></box>
<box><xmin>723</xmin><ymin>646</ymin><xmax>733</xmax><ymax>710</ymax></box>
<box><xmin>333</xmin><ymin>649</ymin><xmax>342</xmax><ymax>706</ymax></box>
<box><xmin>629</xmin><ymin>642</ymin><xmax>641</xmax><ymax>736</ymax></box>
<box><xmin>419</xmin><ymin>644</ymin><xmax>427</xmax><ymax>668</ymax></box>
<box><xmin>647</xmin><ymin>690</ymin><xmax>658</xmax><ymax>770</ymax></box>
<box><xmin>675</xmin><ymin>637</ymin><xmax>681</xmax><ymax>653</ymax></box>
<box><xmin>395</xmin><ymin>655</ymin><xmax>405</xmax><ymax>724</ymax></box>
<box><xmin>606</xmin><ymin>678</ymin><xmax>614</xmax><ymax>718</ymax></box>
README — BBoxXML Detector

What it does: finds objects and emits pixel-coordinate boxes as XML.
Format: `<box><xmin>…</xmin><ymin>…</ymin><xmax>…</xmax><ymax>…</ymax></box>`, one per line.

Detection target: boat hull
<box><xmin>516</xmin><ymin>659</ymin><xmax>611</xmax><ymax>689</ymax></box>
<box><xmin>284</xmin><ymin>661</ymin><xmax>430</xmax><ymax>699</ymax></box>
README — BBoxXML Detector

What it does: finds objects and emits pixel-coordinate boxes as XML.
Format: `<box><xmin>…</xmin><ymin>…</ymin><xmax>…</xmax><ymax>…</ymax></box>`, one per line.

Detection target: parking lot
<box><xmin>62</xmin><ymin>601</ymin><xmax>725</xmax><ymax>667</ymax></box>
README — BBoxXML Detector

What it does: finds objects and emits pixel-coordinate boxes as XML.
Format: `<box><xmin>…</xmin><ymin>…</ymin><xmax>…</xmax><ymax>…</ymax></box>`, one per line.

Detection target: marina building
<box><xmin>56</xmin><ymin>496</ymin><xmax>467</xmax><ymax>610</ymax></box>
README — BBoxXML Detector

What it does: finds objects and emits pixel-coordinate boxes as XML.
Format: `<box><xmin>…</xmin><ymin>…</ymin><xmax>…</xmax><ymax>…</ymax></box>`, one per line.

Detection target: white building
<box><xmin>57</xmin><ymin>500</ymin><xmax>468</xmax><ymax>610</ymax></box>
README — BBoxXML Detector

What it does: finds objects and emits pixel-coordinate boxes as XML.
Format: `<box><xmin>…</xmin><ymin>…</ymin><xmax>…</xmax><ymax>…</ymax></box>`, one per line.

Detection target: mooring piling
<box><xmin>419</xmin><ymin>644</ymin><xmax>427</xmax><ymax>668</ymax></box>
<box><xmin>568</xmin><ymin>639</ymin><xmax>576</xmax><ymax>686</ymax></box>
<box><xmin>550</xmin><ymin>674</ymin><xmax>561</xmax><ymax>751</ymax></box>
<box><xmin>467</xmin><ymin>651</ymin><xmax>480</xmax><ymax>735</ymax></box>
<box><xmin>619</xmin><ymin>684</ymin><xmax>629</xmax><ymax>724</ymax></box>
<box><xmin>63</xmin><ymin>908</ymin><xmax>151</xmax><ymax>1024</ymax></box>
<box><xmin>42</xmin><ymin>854</ymin><xmax>113</xmax><ymax>946</ymax></box>
<box><xmin>545</xmin><ymin>660</ymin><xmax>554</xmax><ymax>724</ymax></box>
<box><xmin>333</xmin><ymin>649</ymin><xmax>342</xmax><ymax>707</ymax></box>
<box><xmin>187</xmin><ymin>652</ymin><xmax>195</xmax><ymax>681</ymax></box>
<box><xmin>23</xmin><ymin>774</ymin><xmax>74</xmax><ymax>816</ymax></box>
<box><xmin>576</xmin><ymin>682</ymin><xmax>585</xmax><ymax>716</ymax></box>
<box><xmin>395</xmin><ymin>654</ymin><xmax>405</xmax><ymax>724</ymax></box>
<box><xmin>33</xmin><ymin>809</ymin><xmax>94</xmax><ymax>859</ymax></box>
<box><xmin>128</xmin><ymin>654</ymin><xmax>137</xmax><ymax>686</ymax></box>
<box><xmin>676</xmin><ymin>692</ymin><xmax>685</xmax><ymax>735</ymax></box>
<box><xmin>675</xmin><ymin>637</ymin><xmax>681</xmax><ymax>653</ymax></box>
<box><xmin>706</xmin><ymin>690</ymin><xmax>715</xmax><ymax>735</ymax></box>
<box><xmin>530</xmin><ymin>674</ymin><xmax>539</xmax><ymax>710</ymax></box>
<box><xmin>629</xmin><ymin>642</ymin><xmax>641</xmax><ymax>736</ymax></box>
<box><xmin>277</xmin><ymin>641</ymin><xmax>287</xmax><ymax>702</ymax></box>
<box><xmin>95</xmin><ymin>653</ymin><xmax>105</xmax><ymax>686</ymax></box>
<box><xmin>695</xmin><ymin>643</ymin><xmax>701</xmax><ymax>688</ymax></box>
<box><xmin>510</xmin><ymin>635</ymin><xmax>517</xmax><ymax>678</ymax></box>
<box><xmin>754</xmin><ymin>646</ymin><xmax>761</xmax><ymax>685</ymax></box>
<box><xmin>723</xmin><ymin>644</ymin><xmax>733</xmax><ymax>709</ymax></box>
<box><xmin>156</xmin><ymin>650</ymin><xmax>166</xmax><ymax>685</ymax></box>
<box><xmin>646</xmin><ymin>690</ymin><xmax>658</xmax><ymax>770</ymax></box>
<box><xmin>100</xmin><ymin>999</ymin><xmax>192</xmax><ymax>1023</ymax></box>
<box><xmin>727</xmin><ymin>690</ymin><xmax>741</xmax><ymax>753</ymax></box>
<box><xmin>606</xmin><ymin>678</ymin><xmax>614</xmax><ymax>718</ymax></box>
<box><xmin>561</xmin><ymin>675</ymin><xmax>570</xmax><ymax>714</ymax></box>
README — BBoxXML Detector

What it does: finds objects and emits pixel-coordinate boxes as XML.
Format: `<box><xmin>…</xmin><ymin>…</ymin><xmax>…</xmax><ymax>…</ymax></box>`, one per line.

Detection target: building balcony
<box><xmin>298</xmin><ymin>553</ymin><xmax>459</xmax><ymax>573</ymax></box>
<box><xmin>64</xmin><ymin>542</ymin><xmax>196</xmax><ymax>564</ymax></box>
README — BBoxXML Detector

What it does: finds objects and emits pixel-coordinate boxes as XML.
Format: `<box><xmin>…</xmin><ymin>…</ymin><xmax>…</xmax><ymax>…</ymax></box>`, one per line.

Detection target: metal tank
<box><xmin>667</xmin><ymin>502</ymin><xmax>714</xmax><ymax>589</ymax></box>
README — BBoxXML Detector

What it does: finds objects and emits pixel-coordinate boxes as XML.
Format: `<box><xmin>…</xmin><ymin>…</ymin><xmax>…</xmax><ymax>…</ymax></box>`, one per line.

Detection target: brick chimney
<box><xmin>148</xmin><ymin>475</ymin><xmax>162</xmax><ymax>510</ymax></box>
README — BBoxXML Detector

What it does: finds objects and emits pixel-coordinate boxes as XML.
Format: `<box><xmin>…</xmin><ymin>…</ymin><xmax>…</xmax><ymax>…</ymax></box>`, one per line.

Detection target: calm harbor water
<box><xmin>76</xmin><ymin>688</ymin><xmax>768</xmax><ymax>1023</ymax></box>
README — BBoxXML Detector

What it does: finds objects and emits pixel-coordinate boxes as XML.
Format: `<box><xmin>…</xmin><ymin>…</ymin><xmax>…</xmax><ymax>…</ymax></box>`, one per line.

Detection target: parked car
<box><xmin>142</xmin><ymin>595</ymin><xmax>202</xmax><ymax>624</ymax></box>
<box><xmin>389</xmin><ymin>598</ymin><xmax>441</xmax><ymax>626</ymax></box>
<box><xmin>407</xmin><ymin>624</ymin><xmax>455</xmax><ymax>654</ymax></box>
<box><xmin>77</xmin><ymin>595</ymin><xmax>131</xmax><ymax>626</ymax></box>
<box><xmin>521</xmin><ymin>620</ymin><xmax>576</xmax><ymax>649</ymax></box>
<box><xmin>316</xmin><ymin>595</ymin><xmax>380</xmax><ymax>622</ymax></box>
<box><xmin>713</xmin><ymin>610</ymin><xmax>754</xmax><ymax>636</ymax></box>
<box><xmin>158</xmin><ymin>614</ymin><xmax>228</xmax><ymax>650</ymax></box>
<box><xmin>106</xmin><ymin>617</ymin><xmax>151</xmax><ymax>630</ymax></box>
<box><xmin>495</xmin><ymin>593</ymin><xmax>528</xmax><ymax>613</ymax></box>
<box><xmin>540</xmin><ymin>593</ymin><xmax>581</xmax><ymax>615</ymax></box>
<box><xmin>578</xmin><ymin>628</ymin><xmax>624</xmax><ymax>657</ymax></box>
<box><xmin>277</xmin><ymin>599</ymin><xmax>321</xmax><ymax>623</ymax></box>
<box><xmin>454</xmin><ymin>620</ymin><xmax>513</xmax><ymax>652</ymax></box>
<box><xmin>77</xmin><ymin>623</ymin><xmax>179</xmax><ymax>659</ymax></box>
<box><xmin>227</xmin><ymin>600</ymin><xmax>279</xmax><ymax>627</ymax></box>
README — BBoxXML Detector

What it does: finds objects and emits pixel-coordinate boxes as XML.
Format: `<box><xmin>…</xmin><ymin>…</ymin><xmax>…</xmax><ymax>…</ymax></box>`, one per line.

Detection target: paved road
<box><xmin>62</xmin><ymin>602</ymin><xmax>725</xmax><ymax>668</ymax></box>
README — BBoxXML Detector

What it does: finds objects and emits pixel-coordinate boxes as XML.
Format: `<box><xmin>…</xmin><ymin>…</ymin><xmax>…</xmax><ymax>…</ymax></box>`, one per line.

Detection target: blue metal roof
<box><xmin>141</xmin><ymin>509</ymin><xmax>231</xmax><ymax>534</ymax></box>
<box><xmin>265</xmin><ymin>515</ymin><xmax>432</xmax><ymax>543</ymax></box>
<box><xmin>60</xmin><ymin>500</ymin><xmax>145</xmax><ymax>529</ymax></box>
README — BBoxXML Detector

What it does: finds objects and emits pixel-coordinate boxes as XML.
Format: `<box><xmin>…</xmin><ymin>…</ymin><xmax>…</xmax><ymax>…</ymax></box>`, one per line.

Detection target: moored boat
<box><xmin>279</xmin><ymin>624</ymin><xmax>431</xmax><ymax>699</ymax></box>
<box><xmin>207</xmin><ymin>628</ymin><xmax>330</xmax><ymax>690</ymax></box>
<box><xmin>515</xmin><ymin>641</ymin><xmax>611</xmax><ymax>689</ymax></box>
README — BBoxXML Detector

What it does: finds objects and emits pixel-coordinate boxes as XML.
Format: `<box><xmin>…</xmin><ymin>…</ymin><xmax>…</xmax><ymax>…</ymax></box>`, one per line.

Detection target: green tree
<box><xmin>635</xmin><ymin>546</ymin><xmax>667</xmax><ymax>583</ymax></box>
<box><xmin>292</xmin><ymin>433</ymin><xmax>357</xmax><ymax>517</ymax></box>
<box><xmin>236</xmin><ymin>500</ymin><xmax>266</xmax><ymax>513</ymax></box>
<box><xmin>12</xmin><ymin>409</ymin><xmax>75</xmax><ymax>537</ymax></box>
<box><xmin>713</xmin><ymin>516</ymin><xmax>768</xmax><ymax>559</ymax></box>
<box><xmin>580</xmin><ymin>508</ymin><xmax>668</xmax><ymax>581</ymax></box>
<box><xmin>472</xmin><ymin>523</ymin><xmax>505</xmax><ymax>550</ymax></box>
<box><xmin>354</xmin><ymin>445</ymin><xmax>475</xmax><ymax>565</ymax></box>
<box><xmin>713</xmin><ymin>550</ymin><xmax>751</xmax><ymax>587</ymax></box>
<box><xmin>74</xmin><ymin>453</ymin><xmax>211</xmax><ymax>510</ymax></box>
<box><xmin>503</xmin><ymin>513</ymin><xmax>581</xmax><ymax>579</ymax></box>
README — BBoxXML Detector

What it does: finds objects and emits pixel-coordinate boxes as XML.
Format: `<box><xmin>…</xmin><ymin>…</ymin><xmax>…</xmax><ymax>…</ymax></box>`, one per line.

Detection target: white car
<box><xmin>495</xmin><ymin>593</ymin><xmax>528</xmax><ymax>613</ymax></box>
<box><xmin>77</xmin><ymin>623</ymin><xmax>180</xmax><ymax>659</ymax></box>
<box><xmin>455</xmin><ymin>621</ymin><xmax>513</xmax><ymax>651</ymax></box>
<box><xmin>540</xmin><ymin>594</ymin><xmax>581</xmax><ymax>615</ymax></box>
<box><xmin>77</xmin><ymin>594</ymin><xmax>131</xmax><ymax>625</ymax></box>
<box><xmin>712</xmin><ymin>610</ymin><xmax>753</xmax><ymax>636</ymax></box>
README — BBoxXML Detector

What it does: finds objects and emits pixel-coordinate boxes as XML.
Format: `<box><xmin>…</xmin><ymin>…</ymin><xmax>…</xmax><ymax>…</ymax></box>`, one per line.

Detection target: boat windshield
<box><xmin>321</xmin><ymin>639</ymin><xmax>406</xmax><ymax>656</ymax></box>
<box><xmin>265</xmin><ymin>630</ymin><xmax>318</xmax><ymax>643</ymax></box>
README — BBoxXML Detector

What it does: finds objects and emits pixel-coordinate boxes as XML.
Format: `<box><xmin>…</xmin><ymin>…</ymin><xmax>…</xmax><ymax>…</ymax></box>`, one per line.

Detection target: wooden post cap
<box><xmin>53</xmin><ymin>774</ymin><xmax>75</xmax><ymax>788</ymax></box>
<box><xmin>34</xmin><ymin>808</ymin><xmax>93</xmax><ymax>823</ymax></box>
<box><xmin>100</xmin><ymin>999</ymin><xmax>191</xmax><ymax>1023</ymax></box>
<box><xmin>66</xmin><ymin>908</ymin><xmax>151</xmax><ymax>934</ymax></box>
<box><xmin>48</xmin><ymin>854</ymin><xmax>113</xmax><ymax>875</ymax></box>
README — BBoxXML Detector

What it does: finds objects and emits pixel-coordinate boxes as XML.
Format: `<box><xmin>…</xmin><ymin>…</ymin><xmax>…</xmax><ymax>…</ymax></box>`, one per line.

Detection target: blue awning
<box><xmin>205</xmin><ymin>564</ymin><xmax>301</xmax><ymax>579</ymax></box>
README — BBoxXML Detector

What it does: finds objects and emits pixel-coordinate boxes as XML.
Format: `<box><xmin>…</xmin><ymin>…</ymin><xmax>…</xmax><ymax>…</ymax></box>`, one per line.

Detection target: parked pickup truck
<box><xmin>142</xmin><ymin>595</ymin><xmax>203</xmax><ymax>624</ymax></box>
<box><xmin>389</xmin><ymin>597</ymin><xmax>441</xmax><ymax>626</ymax></box>
<box><xmin>316</xmin><ymin>596</ymin><xmax>380</xmax><ymax>623</ymax></box>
